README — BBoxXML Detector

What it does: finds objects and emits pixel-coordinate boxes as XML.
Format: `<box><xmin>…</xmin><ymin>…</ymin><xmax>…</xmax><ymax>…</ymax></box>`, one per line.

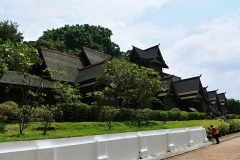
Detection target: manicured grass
<box><xmin>0</xmin><ymin>119</ymin><xmax>239</xmax><ymax>143</ymax></box>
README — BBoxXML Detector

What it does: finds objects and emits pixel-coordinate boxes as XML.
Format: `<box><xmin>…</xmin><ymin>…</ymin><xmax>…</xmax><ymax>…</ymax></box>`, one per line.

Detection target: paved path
<box><xmin>166</xmin><ymin>136</ymin><xmax>240</xmax><ymax>160</ymax></box>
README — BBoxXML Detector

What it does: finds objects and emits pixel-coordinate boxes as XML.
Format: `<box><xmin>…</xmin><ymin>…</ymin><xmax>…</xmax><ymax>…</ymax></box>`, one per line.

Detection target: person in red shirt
<box><xmin>211</xmin><ymin>125</ymin><xmax>220</xmax><ymax>144</ymax></box>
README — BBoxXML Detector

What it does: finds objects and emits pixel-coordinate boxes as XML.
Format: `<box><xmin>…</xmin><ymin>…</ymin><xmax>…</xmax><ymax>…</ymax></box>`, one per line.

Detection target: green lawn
<box><xmin>1</xmin><ymin>119</ymin><xmax>239</xmax><ymax>143</ymax></box>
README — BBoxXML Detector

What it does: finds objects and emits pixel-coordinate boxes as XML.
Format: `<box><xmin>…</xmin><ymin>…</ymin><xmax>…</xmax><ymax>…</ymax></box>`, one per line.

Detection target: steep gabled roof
<box><xmin>218</xmin><ymin>93</ymin><xmax>228</xmax><ymax>106</ymax></box>
<box><xmin>207</xmin><ymin>90</ymin><xmax>218</xmax><ymax>100</ymax></box>
<box><xmin>174</xmin><ymin>76</ymin><xmax>200</xmax><ymax>95</ymax></box>
<box><xmin>81</xmin><ymin>46</ymin><xmax>112</xmax><ymax>65</ymax></box>
<box><xmin>130</xmin><ymin>45</ymin><xmax>168</xmax><ymax>68</ymax></box>
<box><xmin>158</xmin><ymin>76</ymin><xmax>181</xmax><ymax>99</ymax></box>
<box><xmin>75</xmin><ymin>60</ymin><xmax>107</xmax><ymax>83</ymax></box>
<box><xmin>39</xmin><ymin>48</ymin><xmax>83</xmax><ymax>82</ymax></box>
<box><xmin>0</xmin><ymin>72</ymin><xmax>53</xmax><ymax>89</ymax></box>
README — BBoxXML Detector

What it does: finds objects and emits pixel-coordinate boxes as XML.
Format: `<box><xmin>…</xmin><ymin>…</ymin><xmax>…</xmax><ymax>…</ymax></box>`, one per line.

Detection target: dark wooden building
<box><xmin>156</xmin><ymin>76</ymin><xmax>181</xmax><ymax>111</ymax></box>
<box><xmin>129</xmin><ymin>45</ymin><xmax>168</xmax><ymax>75</ymax></box>
<box><xmin>217</xmin><ymin>93</ymin><xmax>228</xmax><ymax>115</ymax></box>
<box><xmin>173</xmin><ymin>76</ymin><xmax>211</xmax><ymax>112</ymax></box>
<box><xmin>0</xmin><ymin>72</ymin><xmax>53</xmax><ymax>105</ymax></box>
<box><xmin>207</xmin><ymin>90</ymin><xmax>221</xmax><ymax>115</ymax></box>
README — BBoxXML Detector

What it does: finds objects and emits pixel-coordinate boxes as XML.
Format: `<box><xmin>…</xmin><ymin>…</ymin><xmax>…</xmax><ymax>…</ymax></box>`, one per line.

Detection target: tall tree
<box><xmin>26</xmin><ymin>24</ymin><xmax>124</xmax><ymax>58</ymax></box>
<box><xmin>96</xmin><ymin>60</ymin><xmax>163</xmax><ymax>109</ymax></box>
<box><xmin>227</xmin><ymin>98</ymin><xmax>240</xmax><ymax>114</ymax></box>
<box><xmin>0</xmin><ymin>20</ymin><xmax>23</xmax><ymax>44</ymax></box>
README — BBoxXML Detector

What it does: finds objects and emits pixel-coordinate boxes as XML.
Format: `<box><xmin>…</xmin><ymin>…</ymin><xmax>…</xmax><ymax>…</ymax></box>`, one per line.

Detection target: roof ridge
<box><xmin>40</xmin><ymin>47</ymin><xmax>80</xmax><ymax>59</ymax></box>
<box><xmin>207</xmin><ymin>90</ymin><xmax>218</xmax><ymax>93</ymax></box>
<box><xmin>132</xmin><ymin>45</ymin><xmax>143</xmax><ymax>51</ymax></box>
<box><xmin>144</xmin><ymin>44</ymin><xmax>160</xmax><ymax>51</ymax></box>
<box><xmin>78</xmin><ymin>58</ymin><xmax>111</xmax><ymax>72</ymax></box>
<box><xmin>82</xmin><ymin>46</ymin><xmax>112</xmax><ymax>57</ymax></box>
<box><xmin>174</xmin><ymin>76</ymin><xmax>200</xmax><ymax>83</ymax></box>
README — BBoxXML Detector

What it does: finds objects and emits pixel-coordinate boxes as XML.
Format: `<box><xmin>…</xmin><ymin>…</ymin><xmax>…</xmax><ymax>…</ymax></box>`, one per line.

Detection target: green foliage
<box><xmin>188</xmin><ymin>112</ymin><xmax>200</xmax><ymax>120</ymax></box>
<box><xmin>227</xmin><ymin>98</ymin><xmax>240</xmax><ymax>114</ymax></box>
<box><xmin>0</xmin><ymin>101</ymin><xmax>19</xmax><ymax>122</ymax></box>
<box><xmin>53</xmin><ymin>81</ymin><xmax>82</xmax><ymax>104</ymax></box>
<box><xmin>102</xmin><ymin>106</ymin><xmax>119</xmax><ymax>130</ymax></box>
<box><xmin>0</xmin><ymin>40</ymin><xmax>42</xmax><ymax>79</ymax></box>
<box><xmin>217</xmin><ymin>122</ymin><xmax>229</xmax><ymax>133</ymax></box>
<box><xmin>169</xmin><ymin>108</ymin><xmax>181</xmax><ymax>112</ymax></box>
<box><xmin>26</xmin><ymin>24</ymin><xmax>123</xmax><ymax>58</ymax></box>
<box><xmin>0</xmin><ymin>115</ymin><xmax>8</xmax><ymax>122</ymax></box>
<box><xmin>229</xmin><ymin>120</ymin><xmax>240</xmax><ymax>131</ymax></box>
<box><xmin>133</xmin><ymin>109</ymin><xmax>152</xmax><ymax>127</ymax></box>
<box><xmin>227</xmin><ymin>114</ymin><xmax>237</xmax><ymax>119</ymax></box>
<box><xmin>115</xmin><ymin>108</ymin><xmax>132</xmax><ymax>121</ymax></box>
<box><xmin>39</xmin><ymin>105</ymin><xmax>54</xmax><ymax>135</ymax></box>
<box><xmin>159</xmin><ymin>111</ymin><xmax>168</xmax><ymax>122</ymax></box>
<box><xmin>168</xmin><ymin>108</ymin><xmax>181</xmax><ymax>121</ymax></box>
<box><xmin>99</xmin><ymin>60</ymin><xmax>163</xmax><ymax>109</ymax></box>
<box><xmin>180</xmin><ymin>111</ymin><xmax>189</xmax><ymax>121</ymax></box>
<box><xmin>0</xmin><ymin>20</ymin><xmax>23</xmax><ymax>44</ymax></box>
<box><xmin>17</xmin><ymin>105</ymin><xmax>35</xmax><ymax>134</ymax></box>
<box><xmin>55</xmin><ymin>103</ymin><xmax>92</xmax><ymax>122</ymax></box>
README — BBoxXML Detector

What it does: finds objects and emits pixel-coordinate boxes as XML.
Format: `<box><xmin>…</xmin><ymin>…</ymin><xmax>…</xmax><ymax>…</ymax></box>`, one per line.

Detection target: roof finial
<box><xmin>200</xmin><ymin>74</ymin><xmax>202</xmax><ymax>77</ymax></box>
<box><xmin>158</xmin><ymin>43</ymin><xmax>160</xmax><ymax>46</ymax></box>
<box><xmin>225</xmin><ymin>92</ymin><xmax>226</xmax><ymax>94</ymax></box>
<box><xmin>216</xmin><ymin>89</ymin><xmax>218</xmax><ymax>91</ymax></box>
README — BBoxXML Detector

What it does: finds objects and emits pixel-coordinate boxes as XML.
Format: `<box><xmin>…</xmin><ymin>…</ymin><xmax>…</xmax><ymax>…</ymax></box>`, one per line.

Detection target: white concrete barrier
<box><xmin>0</xmin><ymin>126</ymin><xmax>208</xmax><ymax>160</ymax></box>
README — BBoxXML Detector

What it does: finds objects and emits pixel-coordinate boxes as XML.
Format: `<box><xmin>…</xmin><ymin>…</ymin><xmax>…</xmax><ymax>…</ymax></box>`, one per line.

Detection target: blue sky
<box><xmin>1</xmin><ymin>0</ymin><xmax>240</xmax><ymax>100</ymax></box>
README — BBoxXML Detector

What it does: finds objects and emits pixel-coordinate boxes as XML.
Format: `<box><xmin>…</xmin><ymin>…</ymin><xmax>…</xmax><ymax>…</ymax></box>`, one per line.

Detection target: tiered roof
<box><xmin>130</xmin><ymin>45</ymin><xmax>169</xmax><ymax>68</ymax></box>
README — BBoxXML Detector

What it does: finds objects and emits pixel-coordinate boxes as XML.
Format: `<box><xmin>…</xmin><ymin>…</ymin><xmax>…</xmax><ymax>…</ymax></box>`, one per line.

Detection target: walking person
<box><xmin>211</xmin><ymin>125</ymin><xmax>220</xmax><ymax>144</ymax></box>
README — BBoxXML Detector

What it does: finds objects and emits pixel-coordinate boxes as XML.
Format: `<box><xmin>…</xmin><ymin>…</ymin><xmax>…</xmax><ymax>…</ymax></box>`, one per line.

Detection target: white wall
<box><xmin>0</xmin><ymin>126</ymin><xmax>208</xmax><ymax>160</ymax></box>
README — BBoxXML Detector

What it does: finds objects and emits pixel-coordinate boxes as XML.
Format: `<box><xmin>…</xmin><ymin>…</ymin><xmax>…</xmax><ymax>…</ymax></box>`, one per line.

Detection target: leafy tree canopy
<box><xmin>227</xmin><ymin>98</ymin><xmax>240</xmax><ymax>114</ymax></box>
<box><xmin>26</xmin><ymin>24</ymin><xmax>124</xmax><ymax>58</ymax></box>
<box><xmin>96</xmin><ymin>60</ymin><xmax>163</xmax><ymax>109</ymax></box>
<box><xmin>0</xmin><ymin>20</ymin><xmax>42</xmax><ymax>79</ymax></box>
<box><xmin>0</xmin><ymin>20</ymin><xmax>23</xmax><ymax>44</ymax></box>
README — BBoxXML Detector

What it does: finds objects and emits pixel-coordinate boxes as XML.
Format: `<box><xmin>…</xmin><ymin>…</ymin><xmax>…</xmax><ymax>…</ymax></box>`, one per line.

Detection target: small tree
<box><xmin>17</xmin><ymin>105</ymin><xmax>34</xmax><ymax>134</ymax></box>
<box><xmin>102</xmin><ymin>106</ymin><xmax>118</xmax><ymax>130</ymax></box>
<box><xmin>99</xmin><ymin>60</ymin><xmax>163</xmax><ymax>109</ymax></box>
<box><xmin>40</xmin><ymin>105</ymin><xmax>54</xmax><ymax>135</ymax></box>
<box><xmin>53</xmin><ymin>81</ymin><xmax>82</xmax><ymax>104</ymax></box>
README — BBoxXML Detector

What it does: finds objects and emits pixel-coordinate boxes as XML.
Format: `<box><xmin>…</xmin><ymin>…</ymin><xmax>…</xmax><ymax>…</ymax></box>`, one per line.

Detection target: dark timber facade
<box><xmin>0</xmin><ymin>44</ymin><xmax>229</xmax><ymax>114</ymax></box>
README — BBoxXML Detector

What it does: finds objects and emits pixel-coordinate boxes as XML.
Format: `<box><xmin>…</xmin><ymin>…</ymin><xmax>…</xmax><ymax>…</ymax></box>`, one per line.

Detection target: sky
<box><xmin>1</xmin><ymin>0</ymin><xmax>240</xmax><ymax>100</ymax></box>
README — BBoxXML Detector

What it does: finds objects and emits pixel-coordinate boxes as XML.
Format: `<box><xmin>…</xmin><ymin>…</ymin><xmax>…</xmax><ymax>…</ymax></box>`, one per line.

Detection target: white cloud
<box><xmin>0</xmin><ymin>0</ymin><xmax>170</xmax><ymax>42</ymax></box>
<box><xmin>163</xmin><ymin>11</ymin><xmax>240</xmax><ymax>99</ymax></box>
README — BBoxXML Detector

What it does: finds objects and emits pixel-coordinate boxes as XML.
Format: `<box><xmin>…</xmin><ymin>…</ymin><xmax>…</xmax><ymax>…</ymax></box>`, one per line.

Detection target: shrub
<box><xmin>188</xmin><ymin>112</ymin><xmax>199</xmax><ymax>120</ymax></box>
<box><xmin>170</xmin><ymin>108</ymin><xmax>181</xmax><ymax>112</ymax></box>
<box><xmin>168</xmin><ymin>108</ymin><xmax>181</xmax><ymax>121</ymax></box>
<box><xmin>180</xmin><ymin>111</ymin><xmax>189</xmax><ymax>120</ymax></box>
<box><xmin>0</xmin><ymin>115</ymin><xmax>8</xmax><ymax>123</ymax></box>
<box><xmin>229</xmin><ymin>120</ymin><xmax>240</xmax><ymax>131</ymax></box>
<box><xmin>88</xmin><ymin>104</ymin><xmax>102</xmax><ymax>121</ymax></box>
<box><xmin>57</xmin><ymin>102</ymin><xmax>91</xmax><ymax>122</ymax></box>
<box><xmin>115</xmin><ymin>108</ymin><xmax>133</xmax><ymax>121</ymax></box>
<box><xmin>227</xmin><ymin>114</ymin><xmax>237</xmax><ymax>119</ymax></box>
<box><xmin>40</xmin><ymin>105</ymin><xmax>54</xmax><ymax>135</ymax></box>
<box><xmin>159</xmin><ymin>111</ymin><xmax>168</xmax><ymax>122</ymax></box>
<box><xmin>102</xmin><ymin>106</ymin><xmax>119</xmax><ymax>130</ymax></box>
<box><xmin>218</xmin><ymin>122</ymin><xmax>229</xmax><ymax>133</ymax></box>
<box><xmin>133</xmin><ymin>109</ymin><xmax>151</xmax><ymax>127</ymax></box>
<box><xmin>32</xmin><ymin>107</ymin><xmax>45</xmax><ymax>122</ymax></box>
<box><xmin>236</xmin><ymin>115</ymin><xmax>240</xmax><ymax>119</ymax></box>
<box><xmin>151</xmin><ymin>110</ymin><xmax>162</xmax><ymax>121</ymax></box>
<box><xmin>0</xmin><ymin>101</ymin><xmax>19</xmax><ymax>121</ymax></box>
